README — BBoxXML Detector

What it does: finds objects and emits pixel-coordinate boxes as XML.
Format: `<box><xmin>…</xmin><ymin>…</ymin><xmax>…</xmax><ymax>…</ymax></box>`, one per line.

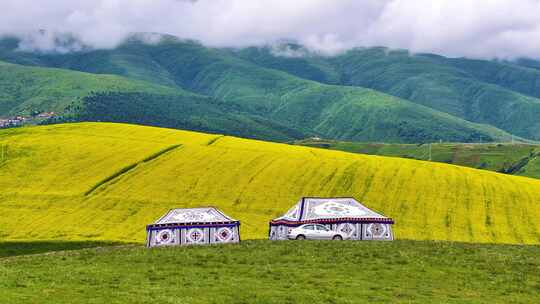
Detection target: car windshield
<box><xmin>316</xmin><ymin>225</ymin><xmax>329</xmax><ymax>231</ymax></box>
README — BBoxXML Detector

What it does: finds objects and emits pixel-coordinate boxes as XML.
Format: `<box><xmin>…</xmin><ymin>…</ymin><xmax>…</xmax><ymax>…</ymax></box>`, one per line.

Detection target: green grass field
<box><xmin>1</xmin><ymin>122</ymin><xmax>539</xmax><ymax>244</ymax></box>
<box><xmin>294</xmin><ymin>139</ymin><xmax>540</xmax><ymax>179</ymax></box>
<box><xmin>0</xmin><ymin>241</ymin><xmax>122</xmax><ymax>258</ymax></box>
<box><xmin>1</xmin><ymin>240</ymin><xmax>539</xmax><ymax>303</ymax></box>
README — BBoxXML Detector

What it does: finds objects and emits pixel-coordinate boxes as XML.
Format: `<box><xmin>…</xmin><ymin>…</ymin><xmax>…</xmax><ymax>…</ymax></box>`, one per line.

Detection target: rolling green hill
<box><xmin>432</xmin><ymin>56</ymin><xmax>540</xmax><ymax>99</ymax></box>
<box><xmin>0</xmin><ymin>60</ymin><xmax>177</xmax><ymax>116</ymax></box>
<box><xmin>0</xmin><ymin>123</ymin><xmax>539</xmax><ymax>244</ymax></box>
<box><xmin>234</xmin><ymin>45</ymin><xmax>540</xmax><ymax>141</ymax></box>
<box><xmin>0</xmin><ymin>37</ymin><xmax>522</xmax><ymax>143</ymax></box>
<box><xmin>135</xmin><ymin>41</ymin><xmax>515</xmax><ymax>143</ymax></box>
<box><xmin>294</xmin><ymin>139</ymin><xmax>540</xmax><ymax>179</ymax></box>
<box><xmin>0</xmin><ymin>61</ymin><xmax>308</xmax><ymax>141</ymax></box>
<box><xmin>66</xmin><ymin>91</ymin><xmax>308</xmax><ymax>141</ymax></box>
<box><xmin>515</xmin><ymin>58</ymin><xmax>540</xmax><ymax>71</ymax></box>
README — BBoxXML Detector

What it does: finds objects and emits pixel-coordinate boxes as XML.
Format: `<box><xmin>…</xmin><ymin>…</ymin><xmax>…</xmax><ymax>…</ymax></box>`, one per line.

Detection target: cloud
<box><xmin>1</xmin><ymin>0</ymin><xmax>540</xmax><ymax>59</ymax></box>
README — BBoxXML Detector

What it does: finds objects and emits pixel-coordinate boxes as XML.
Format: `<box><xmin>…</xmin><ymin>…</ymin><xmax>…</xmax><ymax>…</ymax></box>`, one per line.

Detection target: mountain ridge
<box><xmin>0</xmin><ymin>35</ymin><xmax>537</xmax><ymax>143</ymax></box>
<box><xmin>234</xmin><ymin>45</ymin><xmax>540</xmax><ymax>140</ymax></box>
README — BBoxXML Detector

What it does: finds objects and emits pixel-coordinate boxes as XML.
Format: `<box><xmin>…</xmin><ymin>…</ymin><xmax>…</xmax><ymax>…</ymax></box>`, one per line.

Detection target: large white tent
<box><xmin>146</xmin><ymin>207</ymin><xmax>240</xmax><ymax>247</ymax></box>
<box><xmin>269</xmin><ymin>197</ymin><xmax>394</xmax><ymax>241</ymax></box>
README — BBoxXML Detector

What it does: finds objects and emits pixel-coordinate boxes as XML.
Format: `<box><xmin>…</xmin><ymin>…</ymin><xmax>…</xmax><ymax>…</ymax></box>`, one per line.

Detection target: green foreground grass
<box><xmin>1</xmin><ymin>240</ymin><xmax>539</xmax><ymax>303</ymax></box>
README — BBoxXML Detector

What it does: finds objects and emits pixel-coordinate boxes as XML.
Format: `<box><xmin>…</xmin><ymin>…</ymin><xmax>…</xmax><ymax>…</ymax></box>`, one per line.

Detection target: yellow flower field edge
<box><xmin>0</xmin><ymin>122</ymin><xmax>539</xmax><ymax>244</ymax></box>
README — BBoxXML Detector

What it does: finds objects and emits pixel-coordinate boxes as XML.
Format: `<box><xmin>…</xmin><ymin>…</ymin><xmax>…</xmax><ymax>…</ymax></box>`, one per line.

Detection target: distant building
<box><xmin>269</xmin><ymin>197</ymin><xmax>394</xmax><ymax>241</ymax></box>
<box><xmin>0</xmin><ymin>117</ymin><xmax>24</xmax><ymax>128</ymax></box>
<box><xmin>37</xmin><ymin>112</ymin><xmax>55</xmax><ymax>118</ymax></box>
<box><xmin>146</xmin><ymin>207</ymin><xmax>241</xmax><ymax>247</ymax></box>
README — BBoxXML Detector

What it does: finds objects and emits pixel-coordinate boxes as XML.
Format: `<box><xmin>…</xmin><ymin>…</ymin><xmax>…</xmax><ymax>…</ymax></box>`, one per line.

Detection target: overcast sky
<box><xmin>1</xmin><ymin>0</ymin><xmax>540</xmax><ymax>59</ymax></box>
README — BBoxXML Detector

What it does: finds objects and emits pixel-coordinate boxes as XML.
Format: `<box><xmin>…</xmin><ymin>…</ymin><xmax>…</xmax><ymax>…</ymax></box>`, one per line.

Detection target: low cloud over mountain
<box><xmin>1</xmin><ymin>0</ymin><xmax>540</xmax><ymax>59</ymax></box>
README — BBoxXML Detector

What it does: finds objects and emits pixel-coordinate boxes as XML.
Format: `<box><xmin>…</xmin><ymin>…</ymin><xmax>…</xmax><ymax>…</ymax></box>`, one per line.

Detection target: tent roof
<box><xmin>153</xmin><ymin>207</ymin><xmax>238</xmax><ymax>225</ymax></box>
<box><xmin>271</xmin><ymin>197</ymin><xmax>393</xmax><ymax>224</ymax></box>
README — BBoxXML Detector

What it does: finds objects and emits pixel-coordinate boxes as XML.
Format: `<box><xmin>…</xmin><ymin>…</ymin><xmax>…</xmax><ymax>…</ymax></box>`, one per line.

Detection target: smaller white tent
<box><xmin>146</xmin><ymin>207</ymin><xmax>240</xmax><ymax>247</ymax></box>
<box><xmin>269</xmin><ymin>197</ymin><xmax>394</xmax><ymax>241</ymax></box>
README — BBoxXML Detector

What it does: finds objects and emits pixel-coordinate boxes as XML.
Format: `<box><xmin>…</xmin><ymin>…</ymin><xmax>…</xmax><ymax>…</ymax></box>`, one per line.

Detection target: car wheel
<box><xmin>332</xmin><ymin>235</ymin><xmax>343</xmax><ymax>240</ymax></box>
<box><xmin>296</xmin><ymin>235</ymin><xmax>306</xmax><ymax>240</ymax></box>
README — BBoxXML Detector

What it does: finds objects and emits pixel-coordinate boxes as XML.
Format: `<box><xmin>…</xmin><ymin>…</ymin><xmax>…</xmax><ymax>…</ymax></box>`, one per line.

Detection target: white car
<box><xmin>287</xmin><ymin>224</ymin><xmax>346</xmax><ymax>240</ymax></box>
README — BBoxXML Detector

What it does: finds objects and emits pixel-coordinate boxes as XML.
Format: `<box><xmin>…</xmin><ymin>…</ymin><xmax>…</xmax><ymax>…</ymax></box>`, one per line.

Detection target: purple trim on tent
<box><xmin>146</xmin><ymin>222</ymin><xmax>239</xmax><ymax>231</ymax></box>
<box><xmin>298</xmin><ymin>197</ymin><xmax>306</xmax><ymax>220</ymax></box>
<box><xmin>269</xmin><ymin>217</ymin><xmax>394</xmax><ymax>226</ymax></box>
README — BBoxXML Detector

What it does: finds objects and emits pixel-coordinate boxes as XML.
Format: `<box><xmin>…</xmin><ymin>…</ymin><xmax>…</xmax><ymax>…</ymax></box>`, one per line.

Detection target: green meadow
<box><xmin>1</xmin><ymin>240</ymin><xmax>539</xmax><ymax>304</ymax></box>
<box><xmin>294</xmin><ymin>139</ymin><xmax>540</xmax><ymax>179</ymax></box>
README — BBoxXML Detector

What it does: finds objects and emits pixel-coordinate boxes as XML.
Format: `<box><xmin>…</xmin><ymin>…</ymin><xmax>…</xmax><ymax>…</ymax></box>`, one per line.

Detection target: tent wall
<box><xmin>269</xmin><ymin>224</ymin><xmax>289</xmax><ymax>240</ymax></box>
<box><xmin>269</xmin><ymin>222</ymin><xmax>393</xmax><ymax>241</ymax></box>
<box><xmin>362</xmin><ymin>223</ymin><xmax>393</xmax><ymax>240</ymax></box>
<box><xmin>147</xmin><ymin>224</ymin><xmax>240</xmax><ymax>247</ymax></box>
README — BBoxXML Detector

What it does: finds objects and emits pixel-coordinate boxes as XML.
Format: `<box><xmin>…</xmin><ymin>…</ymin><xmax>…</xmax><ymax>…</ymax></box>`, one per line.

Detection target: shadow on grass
<box><xmin>0</xmin><ymin>240</ymin><xmax>125</xmax><ymax>258</ymax></box>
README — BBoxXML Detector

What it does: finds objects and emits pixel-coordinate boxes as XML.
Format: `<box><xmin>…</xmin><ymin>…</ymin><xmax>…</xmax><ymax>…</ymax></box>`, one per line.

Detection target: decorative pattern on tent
<box><xmin>146</xmin><ymin>207</ymin><xmax>240</xmax><ymax>247</ymax></box>
<box><xmin>156</xmin><ymin>208</ymin><xmax>234</xmax><ymax>224</ymax></box>
<box><xmin>269</xmin><ymin>197</ymin><xmax>394</xmax><ymax>241</ymax></box>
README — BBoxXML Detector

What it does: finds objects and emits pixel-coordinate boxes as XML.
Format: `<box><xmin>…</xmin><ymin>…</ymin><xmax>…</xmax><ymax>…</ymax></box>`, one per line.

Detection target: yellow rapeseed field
<box><xmin>0</xmin><ymin>123</ymin><xmax>539</xmax><ymax>244</ymax></box>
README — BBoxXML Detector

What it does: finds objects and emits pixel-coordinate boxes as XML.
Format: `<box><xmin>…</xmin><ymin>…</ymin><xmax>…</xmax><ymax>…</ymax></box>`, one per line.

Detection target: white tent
<box><xmin>269</xmin><ymin>197</ymin><xmax>394</xmax><ymax>241</ymax></box>
<box><xmin>146</xmin><ymin>207</ymin><xmax>240</xmax><ymax>247</ymax></box>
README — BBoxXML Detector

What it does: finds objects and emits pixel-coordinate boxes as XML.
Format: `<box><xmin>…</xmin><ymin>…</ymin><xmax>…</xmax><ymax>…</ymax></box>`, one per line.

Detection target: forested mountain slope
<box><xmin>0</xmin><ymin>37</ymin><xmax>518</xmax><ymax>143</ymax></box>
<box><xmin>234</xmin><ymin>46</ymin><xmax>540</xmax><ymax>141</ymax></box>
<box><xmin>0</xmin><ymin>61</ymin><xmax>305</xmax><ymax>141</ymax></box>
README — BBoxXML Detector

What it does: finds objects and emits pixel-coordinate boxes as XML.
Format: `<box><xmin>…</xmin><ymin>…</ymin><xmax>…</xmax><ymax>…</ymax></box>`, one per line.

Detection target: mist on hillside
<box><xmin>1</xmin><ymin>0</ymin><xmax>540</xmax><ymax>59</ymax></box>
